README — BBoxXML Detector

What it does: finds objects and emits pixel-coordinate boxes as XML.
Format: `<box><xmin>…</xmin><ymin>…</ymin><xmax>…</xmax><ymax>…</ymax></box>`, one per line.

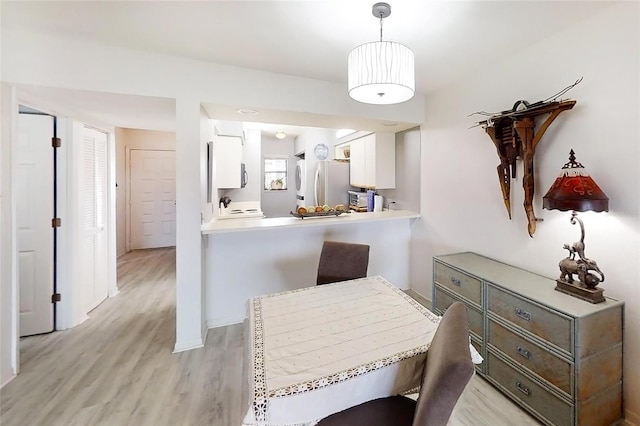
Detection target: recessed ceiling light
<box><xmin>236</xmin><ymin>108</ymin><xmax>258</xmax><ymax>115</ymax></box>
<box><xmin>275</xmin><ymin>131</ymin><xmax>287</xmax><ymax>139</ymax></box>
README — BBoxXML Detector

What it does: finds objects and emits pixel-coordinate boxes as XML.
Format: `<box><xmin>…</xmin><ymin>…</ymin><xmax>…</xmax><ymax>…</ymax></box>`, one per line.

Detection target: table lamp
<box><xmin>542</xmin><ymin>149</ymin><xmax>609</xmax><ymax>303</ymax></box>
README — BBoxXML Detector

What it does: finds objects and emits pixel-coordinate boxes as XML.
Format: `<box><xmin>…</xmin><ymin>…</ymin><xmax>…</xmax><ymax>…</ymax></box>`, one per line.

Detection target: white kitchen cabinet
<box><xmin>215</xmin><ymin>135</ymin><xmax>243</xmax><ymax>188</ymax></box>
<box><xmin>349</xmin><ymin>132</ymin><xmax>395</xmax><ymax>189</ymax></box>
<box><xmin>214</xmin><ymin>120</ymin><xmax>246</xmax><ymax>142</ymax></box>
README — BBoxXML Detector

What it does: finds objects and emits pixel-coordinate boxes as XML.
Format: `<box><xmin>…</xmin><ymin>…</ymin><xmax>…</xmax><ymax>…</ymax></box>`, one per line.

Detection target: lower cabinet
<box><xmin>432</xmin><ymin>252</ymin><xmax>624</xmax><ymax>426</ymax></box>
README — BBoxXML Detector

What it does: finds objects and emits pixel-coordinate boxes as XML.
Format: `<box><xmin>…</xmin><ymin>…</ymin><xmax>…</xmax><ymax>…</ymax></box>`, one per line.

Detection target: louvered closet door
<box><xmin>81</xmin><ymin>127</ymin><xmax>109</xmax><ymax>313</ymax></box>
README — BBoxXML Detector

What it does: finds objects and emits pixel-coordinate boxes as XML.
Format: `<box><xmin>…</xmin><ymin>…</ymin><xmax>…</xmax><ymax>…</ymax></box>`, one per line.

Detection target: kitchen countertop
<box><xmin>201</xmin><ymin>209</ymin><xmax>420</xmax><ymax>234</ymax></box>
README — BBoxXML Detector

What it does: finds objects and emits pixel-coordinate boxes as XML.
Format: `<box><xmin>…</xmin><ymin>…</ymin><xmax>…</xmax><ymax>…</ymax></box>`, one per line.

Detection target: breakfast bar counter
<box><xmin>203</xmin><ymin>210</ymin><xmax>421</xmax><ymax>328</ymax></box>
<box><xmin>201</xmin><ymin>209</ymin><xmax>420</xmax><ymax>234</ymax></box>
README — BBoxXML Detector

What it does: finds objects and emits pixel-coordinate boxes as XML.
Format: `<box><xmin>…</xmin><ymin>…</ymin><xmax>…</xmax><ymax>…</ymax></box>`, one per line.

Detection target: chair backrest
<box><xmin>412</xmin><ymin>302</ymin><xmax>474</xmax><ymax>426</ymax></box>
<box><xmin>316</xmin><ymin>241</ymin><xmax>370</xmax><ymax>285</ymax></box>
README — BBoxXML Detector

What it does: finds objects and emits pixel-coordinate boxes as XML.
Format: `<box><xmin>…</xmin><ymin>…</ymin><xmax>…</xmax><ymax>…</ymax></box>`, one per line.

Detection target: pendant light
<box><xmin>348</xmin><ymin>2</ymin><xmax>415</xmax><ymax>105</ymax></box>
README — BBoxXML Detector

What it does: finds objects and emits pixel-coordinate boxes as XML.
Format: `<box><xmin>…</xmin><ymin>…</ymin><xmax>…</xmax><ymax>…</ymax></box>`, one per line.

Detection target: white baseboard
<box><xmin>172</xmin><ymin>338</ymin><xmax>204</xmax><ymax>353</ymax></box>
<box><xmin>1</xmin><ymin>372</ymin><xmax>15</xmax><ymax>389</ymax></box>
<box><xmin>206</xmin><ymin>315</ymin><xmax>245</xmax><ymax>329</ymax></box>
<box><xmin>625</xmin><ymin>409</ymin><xmax>639</xmax><ymax>426</ymax></box>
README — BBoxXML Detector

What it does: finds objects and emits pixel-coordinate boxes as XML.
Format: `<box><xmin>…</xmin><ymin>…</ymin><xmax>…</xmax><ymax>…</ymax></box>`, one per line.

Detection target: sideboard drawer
<box><xmin>487</xmin><ymin>351</ymin><xmax>573</xmax><ymax>426</ymax></box>
<box><xmin>488</xmin><ymin>284</ymin><xmax>572</xmax><ymax>353</ymax></box>
<box><xmin>488</xmin><ymin>319</ymin><xmax>572</xmax><ymax>396</ymax></box>
<box><xmin>434</xmin><ymin>261</ymin><xmax>482</xmax><ymax>306</ymax></box>
<box><xmin>434</xmin><ymin>286</ymin><xmax>483</xmax><ymax>339</ymax></box>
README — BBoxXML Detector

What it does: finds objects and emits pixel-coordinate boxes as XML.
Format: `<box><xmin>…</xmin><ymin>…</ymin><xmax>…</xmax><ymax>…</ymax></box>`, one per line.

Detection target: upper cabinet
<box><xmin>214</xmin><ymin>120</ymin><xmax>246</xmax><ymax>143</ymax></box>
<box><xmin>215</xmin><ymin>135</ymin><xmax>243</xmax><ymax>188</ymax></box>
<box><xmin>349</xmin><ymin>132</ymin><xmax>395</xmax><ymax>189</ymax></box>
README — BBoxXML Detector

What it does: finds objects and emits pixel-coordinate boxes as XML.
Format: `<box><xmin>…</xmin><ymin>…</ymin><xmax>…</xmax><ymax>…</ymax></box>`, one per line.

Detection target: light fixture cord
<box><xmin>379</xmin><ymin>13</ymin><xmax>384</xmax><ymax>41</ymax></box>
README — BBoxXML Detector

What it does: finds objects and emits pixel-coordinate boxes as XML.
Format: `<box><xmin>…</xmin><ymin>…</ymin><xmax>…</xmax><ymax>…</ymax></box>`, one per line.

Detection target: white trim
<box><xmin>100</xmin><ymin>126</ymin><xmax>118</xmax><ymax>300</ymax></box>
<box><xmin>125</xmin><ymin>146</ymin><xmax>131</xmax><ymax>253</ymax></box>
<box><xmin>173</xmin><ymin>322</ymin><xmax>208</xmax><ymax>353</ymax></box>
<box><xmin>9</xmin><ymin>86</ymin><xmax>20</xmax><ymax>376</ymax></box>
<box><xmin>206</xmin><ymin>316</ymin><xmax>245</xmax><ymax>329</ymax></box>
<box><xmin>172</xmin><ymin>338</ymin><xmax>204</xmax><ymax>353</ymax></box>
<box><xmin>0</xmin><ymin>373</ymin><xmax>16</xmax><ymax>389</ymax></box>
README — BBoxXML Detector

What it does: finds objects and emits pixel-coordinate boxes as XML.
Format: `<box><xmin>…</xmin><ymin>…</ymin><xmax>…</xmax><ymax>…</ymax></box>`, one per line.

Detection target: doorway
<box><xmin>129</xmin><ymin>149</ymin><xmax>176</xmax><ymax>249</ymax></box>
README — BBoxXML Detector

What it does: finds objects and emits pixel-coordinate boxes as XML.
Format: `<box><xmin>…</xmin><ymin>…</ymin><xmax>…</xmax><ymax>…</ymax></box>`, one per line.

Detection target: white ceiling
<box><xmin>3</xmin><ymin>1</ymin><xmax>614</xmax><ymax>135</ymax></box>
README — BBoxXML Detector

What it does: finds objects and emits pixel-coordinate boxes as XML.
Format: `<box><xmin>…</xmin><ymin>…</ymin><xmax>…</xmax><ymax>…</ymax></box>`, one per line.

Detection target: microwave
<box><xmin>348</xmin><ymin>191</ymin><xmax>368</xmax><ymax>208</ymax></box>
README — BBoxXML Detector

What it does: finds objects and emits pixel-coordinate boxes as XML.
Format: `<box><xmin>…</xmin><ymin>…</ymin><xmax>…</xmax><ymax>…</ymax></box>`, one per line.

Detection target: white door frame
<box><xmin>2</xmin><ymin>88</ymin><xmax>117</xmax><ymax>384</ymax></box>
<box><xmin>125</xmin><ymin>147</ymin><xmax>176</xmax><ymax>253</ymax></box>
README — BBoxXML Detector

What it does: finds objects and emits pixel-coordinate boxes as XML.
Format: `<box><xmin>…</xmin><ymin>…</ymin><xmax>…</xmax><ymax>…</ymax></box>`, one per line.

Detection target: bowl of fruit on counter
<box><xmin>290</xmin><ymin>204</ymin><xmax>349</xmax><ymax>219</ymax></box>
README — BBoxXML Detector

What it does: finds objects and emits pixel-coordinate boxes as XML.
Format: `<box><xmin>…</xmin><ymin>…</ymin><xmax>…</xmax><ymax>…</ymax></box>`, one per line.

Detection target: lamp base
<box><xmin>555</xmin><ymin>280</ymin><xmax>605</xmax><ymax>304</ymax></box>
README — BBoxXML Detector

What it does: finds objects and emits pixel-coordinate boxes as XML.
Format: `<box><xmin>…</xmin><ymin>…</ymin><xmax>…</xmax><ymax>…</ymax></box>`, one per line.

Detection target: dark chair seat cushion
<box><xmin>316</xmin><ymin>395</ymin><xmax>416</xmax><ymax>426</ymax></box>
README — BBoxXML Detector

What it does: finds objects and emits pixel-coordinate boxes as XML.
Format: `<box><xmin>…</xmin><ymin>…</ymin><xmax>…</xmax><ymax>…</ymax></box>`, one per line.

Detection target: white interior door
<box><xmin>81</xmin><ymin>127</ymin><xmax>109</xmax><ymax>313</ymax></box>
<box><xmin>130</xmin><ymin>150</ymin><xmax>176</xmax><ymax>249</ymax></box>
<box><xmin>17</xmin><ymin>113</ymin><xmax>54</xmax><ymax>336</ymax></box>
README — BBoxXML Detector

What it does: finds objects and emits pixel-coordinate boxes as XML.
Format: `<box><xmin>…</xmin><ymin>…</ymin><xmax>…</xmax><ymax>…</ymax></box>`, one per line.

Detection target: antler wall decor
<box><xmin>470</xmin><ymin>78</ymin><xmax>582</xmax><ymax>237</ymax></box>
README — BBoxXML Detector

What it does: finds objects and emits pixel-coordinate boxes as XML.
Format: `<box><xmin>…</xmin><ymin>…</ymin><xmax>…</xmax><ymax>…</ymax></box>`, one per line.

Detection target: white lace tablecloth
<box><xmin>242</xmin><ymin>276</ymin><xmax>482</xmax><ymax>426</ymax></box>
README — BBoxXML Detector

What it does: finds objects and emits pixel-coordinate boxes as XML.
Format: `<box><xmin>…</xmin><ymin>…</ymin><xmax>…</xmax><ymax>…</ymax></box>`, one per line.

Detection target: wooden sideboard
<box><xmin>432</xmin><ymin>252</ymin><xmax>623</xmax><ymax>426</ymax></box>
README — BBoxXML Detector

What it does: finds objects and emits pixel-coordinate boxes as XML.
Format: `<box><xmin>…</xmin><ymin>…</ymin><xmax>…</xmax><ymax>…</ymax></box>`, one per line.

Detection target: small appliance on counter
<box><xmin>348</xmin><ymin>191</ymin><xmax>368</xmax><ymax>212</ymax></box>
<box><xmin>218</xmin><ymin>200</ymin><xmax>264</xmax><ymax>220</ymax></box>
<box><xmin>349</xmin><ymin>190</ymin><xmax>383</xmax><ymax>212</ymax></box>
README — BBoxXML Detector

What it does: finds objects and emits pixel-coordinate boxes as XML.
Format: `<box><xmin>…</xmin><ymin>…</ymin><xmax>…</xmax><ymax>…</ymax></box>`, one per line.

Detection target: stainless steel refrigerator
<box><xmin>314</xmin><ymin>160</ymin><xmax>352</xmax><ymax>207</ymax></box>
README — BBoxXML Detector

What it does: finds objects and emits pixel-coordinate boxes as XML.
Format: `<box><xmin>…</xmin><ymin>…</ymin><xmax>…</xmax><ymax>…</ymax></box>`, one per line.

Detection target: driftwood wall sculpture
<box><xmin>471</xmin><ymin>79</ymin><xmax>581</xmax><ymax>237</ymax></box>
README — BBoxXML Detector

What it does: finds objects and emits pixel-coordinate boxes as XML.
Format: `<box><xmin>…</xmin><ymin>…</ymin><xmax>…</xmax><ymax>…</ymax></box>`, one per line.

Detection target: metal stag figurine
<box><xmin>469</xmin><ymin>78</ymin><xmax>582</xmax><ymax>237</ymax></box>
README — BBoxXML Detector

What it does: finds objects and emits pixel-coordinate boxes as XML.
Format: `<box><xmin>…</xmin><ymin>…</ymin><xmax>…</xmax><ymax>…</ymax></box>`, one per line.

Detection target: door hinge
<box><xmin>52</xmin><ymin>218</ymin><xmax>61</xmax><ymax>228</ymax></box>
<box><xmin>51</xmin><ymin>293</ymin><xmax>61</xmax><ymax>303</ymax></box>
<box><xmin>52</xmin><ymin>137</ymin><xmax>61</xmax><ymax>148</ymax></box>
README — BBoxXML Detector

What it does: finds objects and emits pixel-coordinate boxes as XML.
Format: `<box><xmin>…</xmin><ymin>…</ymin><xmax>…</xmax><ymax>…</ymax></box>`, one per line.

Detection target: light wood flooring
<box><xmin>0</xmin><ymin>247</ymin><xmax>540</xmax><ymax>426</ymax></box>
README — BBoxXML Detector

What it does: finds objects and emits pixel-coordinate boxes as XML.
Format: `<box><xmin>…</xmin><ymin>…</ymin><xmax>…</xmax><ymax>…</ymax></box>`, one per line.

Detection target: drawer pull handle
<box><xmin>450</xmin><ymin>277</ymin><xmax>461</xmax><ymax>286</ymax></box>
<box><xmin>515</xmin><ymin>308</ymin><xmax>532</xmax><ymax>322</ymax></box>
<box><xmin>516</xmin><ymin>381</ymin><xmax>531</xmax><ymax>396</ymax></box>
<box><xmin>516</xmin><ymin>345</ymin><xmax>532</xmax><ymax>360</ymax></box>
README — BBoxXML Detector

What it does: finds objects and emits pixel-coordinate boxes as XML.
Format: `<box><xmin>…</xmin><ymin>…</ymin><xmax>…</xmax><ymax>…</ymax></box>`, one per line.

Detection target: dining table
<box><xmin>242</xmin><ymin>275</ymin><xmax>482</xmax><ymax>426</ymax></box>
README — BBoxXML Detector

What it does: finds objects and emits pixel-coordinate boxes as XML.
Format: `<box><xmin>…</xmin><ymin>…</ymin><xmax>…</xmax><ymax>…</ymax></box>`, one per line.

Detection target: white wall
<box><xmin>201</xmin><ymin>112</ymin><xmax>216</xmax><ymax>223</ymax></box>
<box><xmin>115</xmin><ymin>128</ymin><xmax>176</xmax><ymax>256</ymax></box>
<box><xmin>206</xmin><ymin>217</ymin><xmax>415</xmax><ymax>327</ymax></box>
<box><xmin>412</xmin><ymin>3</ymin><xmax>639</xmax><ymax>421</ymax></box>
<box><xmin>0</xmin><ymin>84</ymin><xmax>18</xmax><ymax>386</ymax></box>
<box><xmin>261</xmin><ymin>134</ymin><xmax>296</xmax><ymax>217</ymax></box>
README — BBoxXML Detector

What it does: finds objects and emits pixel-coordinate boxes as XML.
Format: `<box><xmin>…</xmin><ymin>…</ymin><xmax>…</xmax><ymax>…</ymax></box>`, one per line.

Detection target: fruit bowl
<box><xmin>289</xmin><ymin>210</ymin><xmax>349</xmax><ymax>219</ymax></box>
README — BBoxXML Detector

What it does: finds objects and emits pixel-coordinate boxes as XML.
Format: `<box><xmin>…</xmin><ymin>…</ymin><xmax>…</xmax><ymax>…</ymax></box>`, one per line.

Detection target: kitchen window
<box><xmin>264</xmin><ymin>157</ymin><xmax>288</xmax><ymax>191</ymax></box>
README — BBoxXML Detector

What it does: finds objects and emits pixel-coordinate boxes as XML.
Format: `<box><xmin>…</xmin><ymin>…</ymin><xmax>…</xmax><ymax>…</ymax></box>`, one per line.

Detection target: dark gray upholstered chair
<box><xmin>316</xmin><ymin>302</ymin><xmax>474</xmax><ymax>426</ymax></box>
<box><xmin>316</xmin><ymin>241</ymin><xmax>370</xmax><ymax>285</ymax></box>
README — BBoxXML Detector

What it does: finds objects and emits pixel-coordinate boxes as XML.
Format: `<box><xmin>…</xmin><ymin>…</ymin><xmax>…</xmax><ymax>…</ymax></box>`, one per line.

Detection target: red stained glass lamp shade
<box><xmin>543</xmin><ymin>150</ymin><xmax>609</xmax><ymax>212</ymax></box>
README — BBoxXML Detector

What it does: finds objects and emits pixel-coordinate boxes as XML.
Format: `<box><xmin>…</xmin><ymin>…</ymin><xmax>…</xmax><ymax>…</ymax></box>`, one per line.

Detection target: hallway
<box><xmin>0</xmin><ymin>248</ymin><xmax>247</xmax><ymax>425</ymax></box>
